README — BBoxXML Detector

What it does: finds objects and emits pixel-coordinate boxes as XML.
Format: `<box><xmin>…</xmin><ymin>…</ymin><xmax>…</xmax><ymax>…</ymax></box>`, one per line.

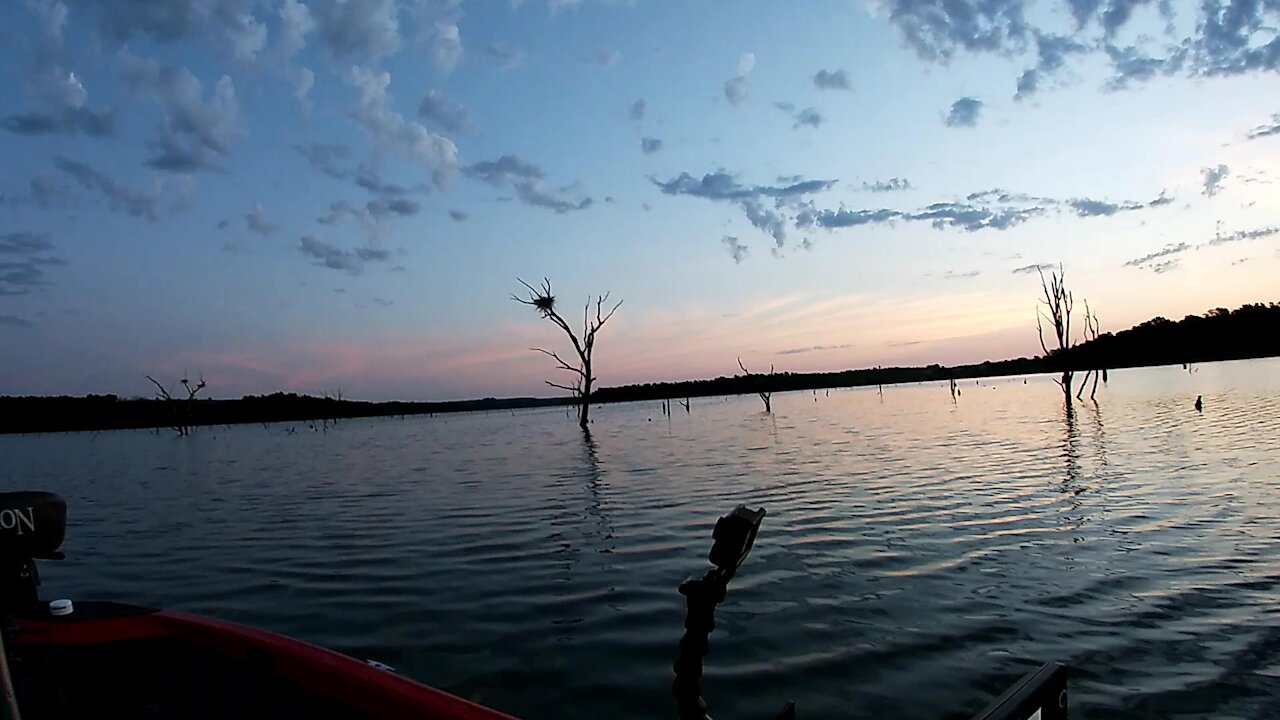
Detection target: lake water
<box><xmin>3</xmin><ymin>359</ymin><xmax>1279</xmax><ymax>719</ymax></box>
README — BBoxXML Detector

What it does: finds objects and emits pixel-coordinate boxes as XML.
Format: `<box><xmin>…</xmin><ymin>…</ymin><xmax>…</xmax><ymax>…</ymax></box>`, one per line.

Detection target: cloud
<box><xmin>884</xmin><ymin>0</ymin><xmax>1030</xmax><ymax>62</ymax></box>
<box><xmin>656</xmin><ymin>171</ymin><xmax>837</xmax><ymax>251</ymax></box>
<box><xmin>813</xmin><ymin>68</ymin><xmax>851</xmax><ymax>90</ymax></box>
<box><xmin>296</xmin><ymin>143</ymin><xmax>350</xmax><ymax>180</ymax></box>
<box><xmin>722</xmin><ymin>235</ymin><xmax>749</xmax><ymax>263</ymax></box>
<box><xmin>1209</xmin><ymin>225</ymin><xmax>1280</xmax><ymax>246</ymax></box>
<box><xmin>1015</xmin><ymin>32</ymin><xmax>1087</xmax><ymax>100</ymax></box>
<box><xmin>629</xmin><ymin>98</ymin><xmax>646</xmax><ymax>121</ymax></box>
<box><xmin>664</xmin><ymin>169</ymin><xmax>1172</xmax><ymax>248</ymax></box>
<box><xmin>464</xmin><ymin>155</ymin><xmax>543</xmax><ymax>185</ymax></box>
<box><xmin>0</xmin><ymin>315</ymin><xmax>34</xmax><ymax>329</ymax></box>
<box><xmin>811</xmin><ymin>189</ymin><xmax>1169</xmax><ymax>233</ymax></box>
<box><xmin>484</xmin><ymin>43</ymin><xmax>524</xmax><ymax>71</ymax></box>
<box><xmin>298</xmin><ymin>235</ymin><xmax>390</xmax><ymax>274</ymax></box>
<box><xmin>1202</xmin><ymin>164</ymin><xmax>1230</xmax><ymax>197</ymax></box>
<box><xmin>809</xmin><ymin>207</ymin><xmax>904</xmax><ymax>228</ymax></box>
<box><xmin>724</xmin><ymin>53</ymin><xmax>755</xmax><ymax>105</ymax></box>
<box><xmin>880</xmin><ymin>0</ymin><xmax>1280</xmax><ymax>94</ymax></box>
<box><xmin>513</xmin><ymin>181</ymin><xmax>592</xmax><ymax>213</ymax></box>
<box><xmin>245</xmin><ymin>203</ymin><xmax>279</xmax><ymax>236</ymax></box>
<box><xmin>1</xmin><ymin>231</ymin><xmax>65</xmax><ymax>297</ymax></box>
<box><xmin>120</xmin><ymin>51</ymin><xmax>240</xmax><ymax>172</ymax></box>
<box><xmin>36</xmin><ymin>66</ymin><xmax>85</xmax><ymax>108</ymax></box>
<box><xmin>653</xmin><ymin>171</ymin><xmax>837</xmax><ymax>201</ymax></box>
<box><xmin>354</xmin><ymin>166</ymin><xmax>417</xmax><ymax>196</ymax></box>
<box><xmin>1150</xmin><ymin>259</ymin><xmax>1179</xmax><ymax>274</ymax></box>
<box><xmin>430</xmin><ymin>20</ymin><xmax>463</xmax><ymax>72</ymax></box>
<box><xmin>862</xmin><ymin>178</ymin><xmax>912</xmax><ymax>192</ymax></box>
<box><xmin>945</xmin><ymin>97</ymin><xmax>983</xmax><ymax>127</ymax></box>
<box><xmin>26</xmin><ymin>175</ymin><xmax>70</xmax><ymax>208</ymax></box>
<box><xmin>464</xmin><ymin>155</ymin><xmax>590</xmax><ymax>213</ymax></box>
<box><xmin>54</xmin><ymin>156</ymin><xmax>158</xmax><ymax>220</ymax></box>
<box><xmin>347</xmin><ymin>66</ymin><xmax>458</xmax><ymax>189</ymax></box>
<box><xmin>0</xmin><ymin>232</ymin><xmax>54</xmax><ymax>255</ymax></box>
<box><xmin>295</xmin><ymin>144</ymin><xmax>422</xmax><ymax>199</ymax></box>
<box><xmin>1066</xmin><ymin>193</ymin><xmax>1171</xmax><ymax>216</ymax></box>
<box><xmin>320</xmin><ymin>197</ymin><xmax>421</xmax><ymax>237</ymax></box>
<box><xmin>741</xmin><ymin>198</ymin><xmax>789</xmax><ymax>247</ymax></box>
<box><xmin>586</xmin><ymin>48</ymin><xmax>622</xmax><ymax>67</ymax></box>
<box><xmin>3</xmin><ymin>65</ymin><xmax>116</xmax><ymax>137</ymax></box>
<box><xmin>212</xmin><ymin>0</ymin><xmax>268</xmax><ymax>62</ymax></box>
<box><xmin>418</xmin><ymin>90</ymin><xmax>471</xmax><ymax>133</ymax></box>
<box><xmin>1011</xmin><ymin>263</ymin><xmax>1056</xmax><ymax>274</ymax></box>
<box><xmin>778</xmin><ymin>343</ymin><xmax>852</xmax><ymax>355</ymax></box>
<box><xmin>793</xmin><ymin>107</ymin><xmax>823</xmax><ymax>129</ymax></box>
<box><xmin>641</xmin><ymin>137</ymin><xmax>663</xmax><ymax>154</ymax></box>
<box><xmin>724</xmin><ymin>77</ymin><xmax>749</xmax><ymax>106</ymax></box>
<box><xmin>2</xmin><ymin>107</ymin><xmax>116</xmax><ymax>137</ymax></box>
<box><xmin>278</xmin><ymin>0</ymin><xmax>315</xmax><ymax>57</ymax></box>
<box><xmin>449</xmin><ymin>209</ymin><xmax>469</xmax><ymax>221</ymax></box>
<box><xmin>1124</xmin><ymin>242</ymin><xmax>1190</xmax><ymax>268</ymax></box>
<box><xmin>290</xmin><ymin>66</ymin><xmax>316</xmax><ymax>110</ymax></box>
<box><xmin>310</xmin><ymin>0</ymin><xmax>401</xmax><ymax>60</ymax></box>
<box><xmin>27</xmin><ymin>0</ymin><xmax>67</xmax><ymax>39</ymax></box>
<box><xmin>1247</xmin><ymin>114</ymin><xmax>1280</xmax><ymax>140</ymax></box>
<box><xmin>942</xmin><ymin>269</ymin><xmax>981</xmax><ymax>279</ymax></box>
<box><xmin>1103</xmin><ymin>44</ymin><xmax>1187</xmax><ymax>90</ymax></box>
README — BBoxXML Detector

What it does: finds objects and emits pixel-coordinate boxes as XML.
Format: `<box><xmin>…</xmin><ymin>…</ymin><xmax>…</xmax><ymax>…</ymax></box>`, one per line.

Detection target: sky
<box><xmin>1</xmin><ymin>0</ymin><xmax>1278</xmax><ymax>401</ymax></box>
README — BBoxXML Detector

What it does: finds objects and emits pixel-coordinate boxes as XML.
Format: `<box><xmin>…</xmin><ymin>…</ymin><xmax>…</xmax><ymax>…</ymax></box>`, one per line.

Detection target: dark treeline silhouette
<box><xmin>0</xmin><ymin>392</ymin><xmax>571</xmax><ymax>435</ymax></box>
<box><xmin>2</xmin><ymin>302</ymin><xmax>1277</xmax><ymax>434</ymax></box>
<box><xmin>598</xmin><ymin>302</ymin><xmax>1280</xmax><ymax>404</ymax></box>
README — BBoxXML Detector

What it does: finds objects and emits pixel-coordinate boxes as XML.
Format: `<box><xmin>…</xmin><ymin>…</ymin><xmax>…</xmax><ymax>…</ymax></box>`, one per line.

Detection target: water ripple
<box><xmin>3</xmin><ymin>359</ymin><xmax>1278</xmax><ymax>719</ymax></box>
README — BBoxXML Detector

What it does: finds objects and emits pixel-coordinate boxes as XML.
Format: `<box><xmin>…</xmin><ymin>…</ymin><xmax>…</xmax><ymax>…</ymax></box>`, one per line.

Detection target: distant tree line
<box><xmin>0</xmin><ymin>392</ymin><xmax>572</xmax><ymax>435</ymax></box>
<box><xmin>1</xmin><ymin>302</ymin><xmax>1276</xmax><ymax>435</ymax></box>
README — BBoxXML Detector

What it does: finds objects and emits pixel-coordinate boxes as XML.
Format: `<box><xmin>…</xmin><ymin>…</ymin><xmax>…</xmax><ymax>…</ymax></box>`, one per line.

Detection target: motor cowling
<box><xmin>0</xmin><ymin>492</ymin><xmax>66</xmax><ymax>561</ymax></box>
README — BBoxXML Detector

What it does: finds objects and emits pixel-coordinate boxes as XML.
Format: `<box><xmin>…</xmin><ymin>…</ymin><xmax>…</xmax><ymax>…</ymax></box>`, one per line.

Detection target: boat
<box><xmin>0</xmin><ymin>492</ymin><xmax>1066</xmax><ymax>719</ymax></box>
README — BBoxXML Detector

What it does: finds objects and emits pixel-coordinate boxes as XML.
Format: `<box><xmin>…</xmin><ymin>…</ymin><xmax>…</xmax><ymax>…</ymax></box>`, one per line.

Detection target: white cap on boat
<box><xmin>49</xmin><ymin>598</ymin><xmax>74</xmax><ymax>616</ymax></box>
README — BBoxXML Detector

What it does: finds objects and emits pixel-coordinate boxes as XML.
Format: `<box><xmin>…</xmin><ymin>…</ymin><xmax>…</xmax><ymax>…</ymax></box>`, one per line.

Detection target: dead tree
<box><xmin>513</xmin><ymin>278</ymin><xmax>622</xmax><ymax>430</ymax></box>
<box><xmin>679</xmin><ymin>398</ymin><xmax>690</xmax><ymax>413</ymax></box>
<box><xmin>1075</xmin><ymin>302</ymin><xmax>1102</xmax><ymax>402</ymax></box>
<box><xmin>145</xmin><ymin>374</ymin><xmax>206</xmax><ymax>436</ymax></box>
<box><xmin>737</xmin><ymin>357</ymin><xmax>774</xmax><ymax>413</ymax></box>
<box><xmin>1036</xmin><ymin>266</ymin><xmax>1078</xmax><ymax>404</ymax></box>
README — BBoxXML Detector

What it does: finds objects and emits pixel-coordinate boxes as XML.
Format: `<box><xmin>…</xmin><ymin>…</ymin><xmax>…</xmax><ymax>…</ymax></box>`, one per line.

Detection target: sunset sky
<box><xmin>2</xmin><ymin>0</ymin><xmax>1278</xmax><ymax>400</ymax></box>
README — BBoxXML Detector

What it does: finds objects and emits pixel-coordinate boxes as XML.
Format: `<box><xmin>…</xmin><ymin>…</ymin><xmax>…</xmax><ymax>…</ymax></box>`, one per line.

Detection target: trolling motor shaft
<box><xmin>672</xmin><ymin>505</ymin><xmax>793</xmax><ymax>720</ymax></box>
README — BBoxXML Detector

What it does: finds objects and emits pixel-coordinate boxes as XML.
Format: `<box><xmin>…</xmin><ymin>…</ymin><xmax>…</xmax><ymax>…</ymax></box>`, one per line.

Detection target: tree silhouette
<box><xmin>1036</xmin><ymin>265</ymin><xmax>1087</xmax><ymax>407</ymax></box>
<box><xmin>737</xmin><ymin>357</ymin><xmax>774</xmax><ymax>413</ymax></box>
<box><xmin>144</xmin><ymin>374</ymin><xmax>206</xmax><ymax>436</ymax></box>
<box><xmin>1075</xmin><ymin>302</ymin><xmax>1102</xmax><ymax>402</ymax></box>
<box><xmin>513</xmin><ymin>277</ymin><xmax>622</xmax><ymax>429</ymax></box>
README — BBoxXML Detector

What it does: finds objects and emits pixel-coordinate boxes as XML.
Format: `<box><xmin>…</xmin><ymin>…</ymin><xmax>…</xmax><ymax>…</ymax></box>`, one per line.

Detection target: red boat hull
<box><xmin>10</xmin><ymin>601</ymin><xmax>517</xmax><ymax>720</ymax></box>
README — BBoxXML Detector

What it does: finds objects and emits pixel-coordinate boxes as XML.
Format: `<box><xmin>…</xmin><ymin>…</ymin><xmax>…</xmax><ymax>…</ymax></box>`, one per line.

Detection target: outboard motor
<box><xmin>1</xmin><ymin>492</ymin><xmax>67</xmax><ymax>720</ymax></box>
<box><xmin>0</xmin><ymin>492</ymin><xmax>66</xmax><ymax>614</ymax></box>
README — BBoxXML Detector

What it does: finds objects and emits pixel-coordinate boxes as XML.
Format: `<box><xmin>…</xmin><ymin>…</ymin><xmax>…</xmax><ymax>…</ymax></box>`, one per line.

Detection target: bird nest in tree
<box><xmin>532</xmin><ymin>293</ymin><xmax>556</xmax><ymax>314</ymax></box>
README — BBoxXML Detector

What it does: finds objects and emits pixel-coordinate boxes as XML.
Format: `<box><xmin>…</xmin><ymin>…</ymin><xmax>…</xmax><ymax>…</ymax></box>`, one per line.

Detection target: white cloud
<box><xmin>120</xmin><ymin>50</ymin><xmax>241</xmax><ymax>171</ymax></box>
<box><xmin>38</xmin><ymin>67</ymin><xmax>86</xmax><ymax>109</ymax></box>
<box><xmin>431</xmin><ymin>20</ymin><xmax>463</xmax><ymax>72</ymax></box>
<box><xmin>278</xmin><ymin>0</ymin><xmax>316</xmax><ymax>58</ymax></box>
<box><xmin>312</xmin><ymin>0</ymin><xmax>401</xmax><ymax>60</ymax></box>
<box><xmin>724</xmin><ymin>53</ymin><xmax>755</xmax><ymax>106</ymax></box>
<box><xmin>347</xmin><ymin>66</ymin><xmax>459</xmax><ymax>189</ymax></box>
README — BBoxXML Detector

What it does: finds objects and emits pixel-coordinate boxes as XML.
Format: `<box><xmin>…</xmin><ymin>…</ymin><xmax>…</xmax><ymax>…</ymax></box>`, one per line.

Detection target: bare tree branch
<box><xmin>145</xmin><ymin>375</ymin><xmax>173</xmax><ymax>401</ymax></box>
<box><xmin>737</xmin><ymin>357</ymin><xmax>775</xmax><ymax>413</ymax></box>
<box><xmin>515</xmin><ymin>277</ymin><xmax>621</xmax><ymax>429</ymax></box>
